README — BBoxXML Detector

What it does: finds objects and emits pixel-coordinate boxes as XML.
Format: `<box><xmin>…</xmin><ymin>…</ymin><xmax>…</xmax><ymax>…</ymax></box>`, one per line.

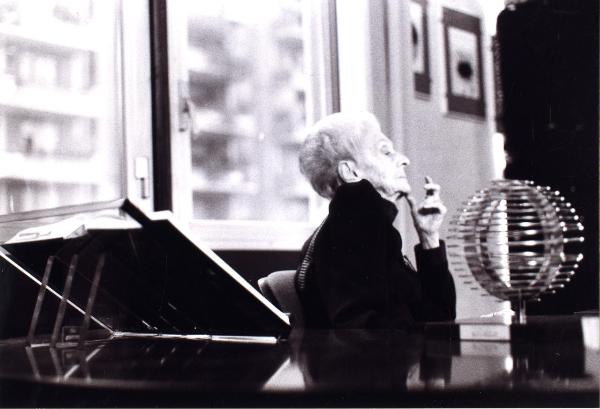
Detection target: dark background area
<box><xmin>498</xmin><ymin>0</ymin><xmax>599</xmax><ymax>314</ymax></box>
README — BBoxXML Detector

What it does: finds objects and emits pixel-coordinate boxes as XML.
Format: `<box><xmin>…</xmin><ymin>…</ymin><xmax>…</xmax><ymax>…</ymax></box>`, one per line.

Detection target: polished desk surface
<box><xmin>0</xmin><ymin>319</ymin><xmax>597</xmax><ymax>407</ymax></box>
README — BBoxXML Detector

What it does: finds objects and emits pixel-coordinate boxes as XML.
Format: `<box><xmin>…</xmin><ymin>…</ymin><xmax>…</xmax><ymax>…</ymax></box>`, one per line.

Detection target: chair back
<box><xmin>258</xmin><ymin>270</ymin><xmax>304</xmax><ymax>327</ymax></box>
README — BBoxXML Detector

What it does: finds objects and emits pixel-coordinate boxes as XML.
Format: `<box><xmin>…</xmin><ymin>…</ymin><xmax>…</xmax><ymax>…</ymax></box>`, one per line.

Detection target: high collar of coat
<box><xmin>329</xmin><ymin>179</ymin><xmax>398</xmax><ymax>224</ymax></box>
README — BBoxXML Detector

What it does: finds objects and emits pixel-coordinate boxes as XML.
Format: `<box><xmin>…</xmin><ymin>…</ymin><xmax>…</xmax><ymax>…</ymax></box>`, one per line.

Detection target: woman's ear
<box><xmin>338</xmin><ymin>160</ymin><xmax>360</xmax><ymax>183</ymax></box>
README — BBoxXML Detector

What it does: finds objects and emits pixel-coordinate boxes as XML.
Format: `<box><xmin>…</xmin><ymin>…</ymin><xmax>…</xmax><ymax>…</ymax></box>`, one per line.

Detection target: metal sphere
<box><xmin>449</xmin><ymin>180</ymin><xmax>584</xmax><ymax>304</ymax></box>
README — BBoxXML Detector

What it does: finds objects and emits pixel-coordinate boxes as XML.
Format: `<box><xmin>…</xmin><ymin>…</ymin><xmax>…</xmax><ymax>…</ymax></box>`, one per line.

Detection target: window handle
<box><xmin>178</xmin><ymin>80</ymin><xmax>196</xmax><ymax>134</ymax></box>
<box><xmin>179</xmin><ymin>96</ymin><xmax>191</xmax><ymax>133</ymax></box>
<box><xmin>134</xmin><ymin>156</ymin><xmax>150</xmax><ymax>199</ymax></box>
<box><xmin>180</xmin><ymin>96</ymin><xmax>201</xmax><ymax>136</ymax></box>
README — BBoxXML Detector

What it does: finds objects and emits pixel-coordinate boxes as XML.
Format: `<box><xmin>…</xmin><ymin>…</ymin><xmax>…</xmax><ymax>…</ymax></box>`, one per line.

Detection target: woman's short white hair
<box><xmin>299</xmin><ymin>111</ymin><xmax>380</xmax><ymax>199</ymax></box>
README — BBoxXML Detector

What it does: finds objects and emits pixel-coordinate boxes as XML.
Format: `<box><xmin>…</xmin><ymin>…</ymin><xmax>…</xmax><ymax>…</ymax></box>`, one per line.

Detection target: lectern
<box><xmin>0</xmin><ymin>199</ymin><xmax>291</xmax><ymax>345</ymax></box>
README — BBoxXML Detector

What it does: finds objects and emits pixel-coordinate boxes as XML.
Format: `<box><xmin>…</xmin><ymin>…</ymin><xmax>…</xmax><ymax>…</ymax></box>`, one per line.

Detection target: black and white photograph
<box><xmin>410</xmin><ymin>0</ymin><xmax>431</xmax><ymax>94</ymax></box>
<box><xmin>0</xmin><ymin>0</ymin><xmax>597</xmax><ymax>407</ymax></box>
<box><xmin>442</xmin><ymin>6</ymin><xmax>486</xmax><ymax>117</ymax></box>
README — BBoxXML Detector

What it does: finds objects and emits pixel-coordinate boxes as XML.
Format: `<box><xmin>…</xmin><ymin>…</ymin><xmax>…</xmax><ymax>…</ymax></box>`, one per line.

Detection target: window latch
<box><xmin>134</xmin><ymin>156</ymin><xmax>150</xmax><ymax>199</ymax></box>
<box><xmin>178</xmin><ymin>80</ymin><xmax>192</xmax><ymax>133</ymax></box>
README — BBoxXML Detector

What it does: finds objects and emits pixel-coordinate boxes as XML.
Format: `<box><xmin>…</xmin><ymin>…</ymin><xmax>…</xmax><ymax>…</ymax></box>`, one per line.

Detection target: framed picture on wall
<box><xmin>442</xmin><ymin>7</ymin><xmax>486</xmax><ymax>117</ymax></box>
<box><xmin>410</xmin><ymin>0</ymin><xmax>430</xmax><ymax>95</ymax></box>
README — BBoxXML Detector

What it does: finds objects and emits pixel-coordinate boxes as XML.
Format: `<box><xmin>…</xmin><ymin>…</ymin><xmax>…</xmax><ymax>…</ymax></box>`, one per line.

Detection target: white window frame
<box><xmin>120</xmin><ymin>0</ymin><xmax>154</xmax><ymax>212</ymax></box>
<box><xmin>165</xmin><ymin>0</ymin><xmax>338</xmax><ymax>251</ymax></box>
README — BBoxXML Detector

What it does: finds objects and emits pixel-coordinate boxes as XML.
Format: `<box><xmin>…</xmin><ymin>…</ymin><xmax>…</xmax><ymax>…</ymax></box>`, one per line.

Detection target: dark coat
<box><xmin>295</xmin><ymin>180</ymin><xmax>456</xmax><ymax>329</ymax></box>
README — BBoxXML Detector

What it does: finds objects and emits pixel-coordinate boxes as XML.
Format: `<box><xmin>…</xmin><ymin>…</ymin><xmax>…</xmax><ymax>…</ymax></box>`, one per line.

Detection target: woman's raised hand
<box><xmin>405</xmin><ymin>176</ymin><xmax>447</xmax><ymax>249</ymax></box>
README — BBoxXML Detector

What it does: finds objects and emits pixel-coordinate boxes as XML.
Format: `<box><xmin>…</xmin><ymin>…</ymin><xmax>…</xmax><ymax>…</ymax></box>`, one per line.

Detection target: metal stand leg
<box><xmin>50</xmin><ymin>255</ymin><xmax>78</xmax><ymax>347</ymax></box>
<box><xmin>513</xmin><ymin>292</ymin><xmax>527</xmax><ymax>325</ymax></box>
<box><xmin>27</xmin><ymin>256</ymin><xmax>55</xmax><ymax>344</ymax></box>
<box><xmin>79</xmin><ymin>254</ymin><xmax>105</xmax><ymax>347</ymax></box>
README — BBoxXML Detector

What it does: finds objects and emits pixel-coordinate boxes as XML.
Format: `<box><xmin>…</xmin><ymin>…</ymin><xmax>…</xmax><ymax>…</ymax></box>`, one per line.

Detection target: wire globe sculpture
<box><xmin>449</xmin><ymin>180</ymin><xmax>584</xmax><ymax>323</ymax></box>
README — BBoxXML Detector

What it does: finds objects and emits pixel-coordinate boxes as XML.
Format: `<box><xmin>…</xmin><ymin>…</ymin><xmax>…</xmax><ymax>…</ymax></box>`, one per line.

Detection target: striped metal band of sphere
<box><xmin>448</xmin><ymin>180</ymin><xmax>584</xmax><ymax>303</ymax></box>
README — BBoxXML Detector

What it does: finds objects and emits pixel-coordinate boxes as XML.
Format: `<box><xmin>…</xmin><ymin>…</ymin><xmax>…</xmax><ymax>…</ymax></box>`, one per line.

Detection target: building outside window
<box><xmin>166</xmin><ymin>0</ymin><xmax>337</xmax><ymax>250</ymax></box>
<box><xmin>181</xmin><ymin>0</ymin><xmax>312</xmax><ymax>223</ymax></box>
<box><xmin>0</xmin><ymin>0</ymin><xmax>124</xmax><ymax>213</ymax></box>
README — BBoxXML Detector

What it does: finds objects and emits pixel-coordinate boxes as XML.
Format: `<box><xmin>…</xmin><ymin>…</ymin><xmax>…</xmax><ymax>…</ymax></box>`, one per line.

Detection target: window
<box><xmin>167</xmin><ymin>0</ymin><xmax>337</xmax><ymax>249</ymax></box>
<box><xmin>185</xmin><ymin>1</ymin><xmax>309</xmax><ymax>221</ymax></box>
<box><xmin>0</xmin><ymin>0</ymin><xmax>136</xmax><ymax>214</ymax></box>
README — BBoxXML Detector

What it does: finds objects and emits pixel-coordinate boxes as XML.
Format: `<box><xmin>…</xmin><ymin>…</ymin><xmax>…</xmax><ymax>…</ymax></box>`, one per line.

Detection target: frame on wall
<box><xmin>442</xmin><ymin>7</ymin><xmax>486</xmax><ymax>117</ymax></box>
<box><xmin>410</xmin><ymin>0</ymin><xmax>430</xmax><ymax>95</ymax></box>
<box><xmin>491</xmin><ymin>35</ymin><xmax>504</xmax><ymax>132</ymax></box>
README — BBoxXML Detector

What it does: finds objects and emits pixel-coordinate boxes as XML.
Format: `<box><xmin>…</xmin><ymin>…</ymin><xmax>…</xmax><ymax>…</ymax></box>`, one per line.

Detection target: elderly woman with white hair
<box><xmin>295</xmin><ymin>112</ymin><xmax>456</xmax><ymax>329</ymax></box>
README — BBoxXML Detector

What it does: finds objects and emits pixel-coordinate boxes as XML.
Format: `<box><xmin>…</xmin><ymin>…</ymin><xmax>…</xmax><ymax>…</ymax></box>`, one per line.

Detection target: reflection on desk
<box><xmin>0</xmin><ymin>320</ymin><xmax>597</xmax><ymax>407</ymax></box>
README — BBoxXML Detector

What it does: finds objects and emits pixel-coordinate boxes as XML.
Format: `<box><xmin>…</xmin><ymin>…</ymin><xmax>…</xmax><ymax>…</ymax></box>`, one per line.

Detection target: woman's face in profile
<box><xmin>354</xmin><ymin>123</ymin><xmax>412</xmax><ymax>201</ymax></box>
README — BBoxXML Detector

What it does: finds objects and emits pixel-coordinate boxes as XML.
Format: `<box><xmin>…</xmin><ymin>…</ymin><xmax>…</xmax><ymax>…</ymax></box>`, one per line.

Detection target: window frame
<box><xmin>148</xmin><ymin>0</ymin><xmax>172</xmax><ymax>212</ymax></box>
<box><xmin>121</xmin><ymin>0</ymin><xmax>154</xmax><ymax>212</ymax></box>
